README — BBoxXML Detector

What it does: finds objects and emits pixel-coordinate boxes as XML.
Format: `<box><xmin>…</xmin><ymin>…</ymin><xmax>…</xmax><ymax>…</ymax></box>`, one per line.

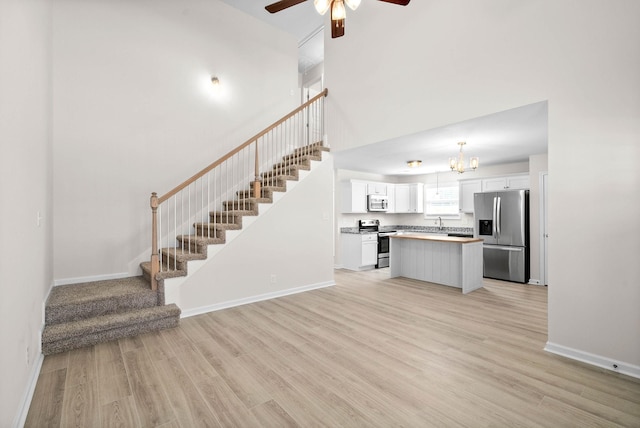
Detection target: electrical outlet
<box><xmin>270</xmin><ymin>274</ymin><xmax>277</xmax><ymax>284</ymax></box>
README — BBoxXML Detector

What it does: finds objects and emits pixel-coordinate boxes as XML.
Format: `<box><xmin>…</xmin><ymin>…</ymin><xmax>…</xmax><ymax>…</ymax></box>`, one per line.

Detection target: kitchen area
<box><xmin>333</xmin><ymin>100</ymin><xmax>549</xmax><ymax>290</ymax></box>
<box><xmin>336</xmin><ymin>160</ymin><xmax>547</xmax><ymax>291</ymax></box>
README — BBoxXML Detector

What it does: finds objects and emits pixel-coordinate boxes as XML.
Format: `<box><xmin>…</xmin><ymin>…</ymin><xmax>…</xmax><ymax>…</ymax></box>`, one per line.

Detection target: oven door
<box><xmin>376</xmin><ymin>234</ymin><xmax>390</xmax><ymax>268</ymax></box>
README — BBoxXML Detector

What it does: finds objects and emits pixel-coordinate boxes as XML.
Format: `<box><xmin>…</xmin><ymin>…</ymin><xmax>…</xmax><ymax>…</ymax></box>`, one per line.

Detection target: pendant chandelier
<box><xmin>449</xmin><ymin>142</ymin><xmax>479</xmax><ymax>174</ymax></box>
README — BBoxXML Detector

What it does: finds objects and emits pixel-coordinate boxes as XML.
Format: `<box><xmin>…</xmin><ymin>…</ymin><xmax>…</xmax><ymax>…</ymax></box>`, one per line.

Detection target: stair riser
<box><xmin>209</xmin><ymin>213</ymin><xmax>243</xmax><ymax>225</ymax></box>
<box><xmin>160</xmin><ymin>258</ymin><xmax>188</xmax><ymax>272</ymax></box>
<box><xmin>271</xmin><ymin>160</ymin><xmax>312</xmax><ymax>171</ymax></box>
<box><xmin>178</xmin><ymin>236</ymin><xmax>226</xmax><ymax>249</ymax></box>
<box><xmin>193</xmin><ymin>226</ymin><xmax>236</xmax><ymax>238</ymax></box>
<box><xmin>223</xmin><ymin>201</ymin><xmax>258</xmax><ymax>211</ymax></box>
<box><xmin>262</xmin><ymin>169</ymin><xmax>299</xmax><ymax>180</ymax></box>
<box><xmin>292</xmin><ymin>145</ymin><xmax>327</xmax><ymax>157</ymax></box>
<box><xmin>236</xmin><ymin>189</ymin><xmax>275</xmax><ymax>199</ymax></box>
<box><xmin>46</xmin><ymin>293</ymin><xmax>159</xmax><ymax>325</ymax></box>
<box><xmin>42</xmin><ymin>315</ymin><xmax>179</xmax><ymax>355</ymax></box>
<box><xmin>281</xmin><ymin>152</ymin><xmax>323</xmax><ymax>163</ymax></box>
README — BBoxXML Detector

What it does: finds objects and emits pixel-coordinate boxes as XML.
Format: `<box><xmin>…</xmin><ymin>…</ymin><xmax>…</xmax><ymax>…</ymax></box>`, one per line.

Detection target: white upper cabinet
<box><xmin>482</xmin><ymin>174</ymin><xmax>530</xmax><ymax>191</ymax></box>
<box><xmin>459</xmin><ymin>179</ymin><xmax>482</xmax><ymax>213</ymax></box>
<box><xmin>341</xmin><ymin>180</ymin><xmax>368</xmax><ymax>213</ymax></box>
<box><xmin>394</xmin><ymin>183</ymin><xmax>424</xmax><ymax>213</ymax></box>
<box><xmin>367</xmin><ymin>182</ymin><xmax>387</xmax><ymax>195</ymax></box>
<box><xmin>386</xmin><ymin>185</ymin><xmax>396</xmax><ymax>213</ymax></box>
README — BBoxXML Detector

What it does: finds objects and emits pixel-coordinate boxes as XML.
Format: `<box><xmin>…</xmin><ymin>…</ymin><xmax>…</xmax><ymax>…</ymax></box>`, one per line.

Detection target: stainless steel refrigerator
<box><xmin>474</xmin><ymin>189</ymin><xmax>530</xmax><ymax>283</ymax></box>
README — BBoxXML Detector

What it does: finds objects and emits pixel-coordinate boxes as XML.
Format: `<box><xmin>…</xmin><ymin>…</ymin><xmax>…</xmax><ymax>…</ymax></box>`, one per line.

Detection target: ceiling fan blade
<box><xmin>265</xmin><ymin>0</ymin><xmax>308</xmax><ymax>14</ymax></box>
<box><xmin>377</xmin><ymin>0</ymin><xmax>411</xmax><ymax>5</ymax></box>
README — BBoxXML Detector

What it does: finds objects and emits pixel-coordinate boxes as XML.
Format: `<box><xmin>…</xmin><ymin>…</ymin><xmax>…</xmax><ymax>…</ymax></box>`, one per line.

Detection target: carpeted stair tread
<box><xmin>270</xmin><ymin>162</ymin><xmax>311</xmax><ymax>173</ymax></box>
<box><xmin>161</xmin><ymin>247</ymin><xmax>208</xmax><ymax>262</ymax></box>
<box><xmin>293</xmin><ymin>143</ymin><xmax>329</xmax><ymax>156</ymax></box>
<box><xmin>194</xmin><ymin>222</ymin><xmax>242</xmax><ymax>231</ymax></box>
<box><xmin>140</xmin><ymin>261</ymin><xmax>188</xmax><ymax>281</ymax></box>
<box><xmin>219</xmin><ymin>209</ymin><xmax>259</xmax><ymax>217</ymax></box>
<box><xmin>209</xmin><ymin>212</ymin><xmax>244</xmax><ymax>224</ymax></box>
<box><xmin>272</xmin><ymin>157</ymin><xmax>315</xmax><ymax>170</ymax></box>
<box><xmin>42</xmin><ymin>304</ymin><xmax>181</xmax><ymax>355</ymax></box>
<box><xmin>281</xmin><ymin>152</ymin><xmax>323</xmax><ymax>163</ymax></box>
<box><xmin>222</xmin><ymin>200</ymin><xmax>263</xmax><ymax>211</ymax></box>
<box><xmin>46</xmin><ymin>276</ymin><xmax>157</xmax><ymax>325</ymax></box>
<box><xmin>176</xmin><ymin>234</ymin><xmax>226</xmax><ymax>247</ymax></box>
<box><xmin>261</xmin><ymin>169</ymin><xmax>299</xmax><ymax>179</ymax></box>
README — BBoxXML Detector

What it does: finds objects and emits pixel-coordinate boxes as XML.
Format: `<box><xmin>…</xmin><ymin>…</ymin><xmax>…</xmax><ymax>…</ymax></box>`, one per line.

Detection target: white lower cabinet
<box><xmin>341</xmin><ymin>233</ymin><xmax>378</xmax><ymax>271</ymax></box>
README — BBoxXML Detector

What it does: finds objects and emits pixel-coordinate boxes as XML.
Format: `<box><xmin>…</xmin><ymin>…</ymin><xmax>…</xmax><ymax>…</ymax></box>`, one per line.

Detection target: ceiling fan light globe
<box><xmin>345</xmin><ymin>0</ymin><xmax>361</xmax><ymax>11</ymax></box>
<box><xmin>332</xmin><ymin>0</ymin><xmax>346</xmax><ymax>20</ymax></box>
<box><xmin>314</xmin><ymin>0</ymin><xmax>331</xmax><ymax>15</ymax></box>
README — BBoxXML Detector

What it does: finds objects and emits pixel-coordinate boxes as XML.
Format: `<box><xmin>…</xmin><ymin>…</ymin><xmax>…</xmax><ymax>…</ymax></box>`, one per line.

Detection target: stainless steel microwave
<box><xmin>367</xmin><ymin>194</ymin><xmax>389</xmax><ymax>212</ymax></box>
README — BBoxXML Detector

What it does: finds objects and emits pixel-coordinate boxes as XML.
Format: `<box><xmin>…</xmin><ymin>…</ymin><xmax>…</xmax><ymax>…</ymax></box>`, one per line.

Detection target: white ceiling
<box><xmin>220</xmin><ymin>0</ymin><xmax>324</xmax><ymax>73</ymax></box>
<box><xmin>219</xmin><ymin>2</ymin><xmax>548</xmax><ymax>176</ymax></box>
<box><xmin>333</xmin><ymin>101</ymin><xmax>549</xmax><ymax>176</ymax></box>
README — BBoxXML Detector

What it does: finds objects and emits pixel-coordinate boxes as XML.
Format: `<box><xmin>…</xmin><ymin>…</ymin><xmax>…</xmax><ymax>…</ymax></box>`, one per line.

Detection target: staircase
<box><xmin>140</xmin><ymin>142</ymin><xmax>329</xmax><ymax>285</ymax></box>
<box><xmin>42</xmin><ymin>90</ymin><xmax>329</xmax><ymax>355</ymax></box>
<box><xmin>42</xmin><ymin>142</ymin><xmax>329</xmax><ymax>355</ymax></box>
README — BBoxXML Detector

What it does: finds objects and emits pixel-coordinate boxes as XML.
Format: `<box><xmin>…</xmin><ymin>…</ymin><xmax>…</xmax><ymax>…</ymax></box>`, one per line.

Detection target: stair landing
<box><xmin>42</xmin><ymin>276</ymin><xmax>180</xmax><ymax>355</ymax></box>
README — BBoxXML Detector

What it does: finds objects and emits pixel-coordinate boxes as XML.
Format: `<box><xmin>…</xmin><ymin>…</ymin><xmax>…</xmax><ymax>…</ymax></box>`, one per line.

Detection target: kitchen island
<box><xmin>389</xmin><ymin>234</ymin><xmax>484</xmax><ymax>294</ymax></box>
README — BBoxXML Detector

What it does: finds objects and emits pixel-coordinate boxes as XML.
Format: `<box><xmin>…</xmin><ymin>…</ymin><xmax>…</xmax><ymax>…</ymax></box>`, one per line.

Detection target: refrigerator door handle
<box><xmin>485</xmin><ymin>245</ymin><xmax>524</xmax><ymax>251</ymax></box>
<box><xmin>492</xmin><ymin>196</ymin><xmax>498</xmax><ymax>238</ymax></box>
<box><xmin>496</xmin><ymin>196</ymin><xmax>501</xmax><ymax>238</ymax></box>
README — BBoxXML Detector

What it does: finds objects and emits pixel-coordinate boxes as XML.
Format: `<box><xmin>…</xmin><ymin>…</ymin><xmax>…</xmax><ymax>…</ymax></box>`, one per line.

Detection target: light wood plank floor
<box><xmin>27</xmin><ymin>269</ymin><xmax>640</xmax><ymax>427</ymax></box>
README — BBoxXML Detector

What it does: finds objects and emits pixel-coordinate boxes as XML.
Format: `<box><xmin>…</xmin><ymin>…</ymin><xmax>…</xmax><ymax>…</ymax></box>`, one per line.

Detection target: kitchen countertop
<box><xmin>390</xmin><ymin>233</ymin><xmax>483</xmax><ymax>244</ymax></box>
<box><xmin>340</xmin><ymin>225</ymin><xmax>474</xmax><ymax>236</ymax></box>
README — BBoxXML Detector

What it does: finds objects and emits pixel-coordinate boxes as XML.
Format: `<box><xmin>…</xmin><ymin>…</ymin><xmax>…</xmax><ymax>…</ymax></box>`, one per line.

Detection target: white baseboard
<box><xmin>528</xmin><ymin>278</ymin><xmax>541</xmax><ymax>285</ymax></box>
<box><xmin>180</xmin><ymin>280</ymin><xmax>336</xmax><ymax>318</ymax></box>
<box><xmin>54</xmin><ymin>271</ymin><xmax>130</xmax><ymax>286</ymax></box>
<box><xmin>545</xmin><ymin>342</ymin><xmax>640</xmax><ymax>379</ymax></box>
<box><xmin>13</xmin><ymin>352</ymin><xmax>44</xmax><ymax>428</ymax></box>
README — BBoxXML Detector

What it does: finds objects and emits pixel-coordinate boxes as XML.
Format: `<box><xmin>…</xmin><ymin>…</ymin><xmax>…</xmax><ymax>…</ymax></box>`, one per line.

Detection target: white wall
<box><xmin>171</xmin><ymin>157</ymin><xmax>335</xmax><ymax>315</ymax></box>
<box><xmin>0</xmin><ymin>0</ymin><xmax>52</xmax><ymax>425</ymax></box>
<box><xmin>326</xmin><ymin>0</ymin><xmax>640</xmax><ymax>370</ymax></box>
<box><xmin>52</xmin><ymin>0</ymin><xmax>300</xmax><ymax>282</ymax></box>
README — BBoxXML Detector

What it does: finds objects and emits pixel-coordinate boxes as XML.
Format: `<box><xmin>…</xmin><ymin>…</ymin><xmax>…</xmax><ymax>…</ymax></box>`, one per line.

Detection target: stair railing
<box><xmin>148</xmin><ymin>88</ymin><xmax>328</xmax><ymax>290</ymax></box>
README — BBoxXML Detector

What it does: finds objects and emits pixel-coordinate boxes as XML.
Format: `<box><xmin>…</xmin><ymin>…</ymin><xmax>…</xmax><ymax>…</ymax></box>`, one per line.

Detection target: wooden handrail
<box><xmin>157</xmin><ymin>88</ymin><xmax>328</xmax><ymax>204</ymax></box>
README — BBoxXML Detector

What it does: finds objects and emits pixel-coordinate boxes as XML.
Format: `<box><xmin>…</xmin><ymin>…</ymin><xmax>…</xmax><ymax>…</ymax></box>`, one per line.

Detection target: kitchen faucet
<box><xmin>438</xmin><ymin>216</ymin><xmax>443</xmax><ymax>230</ymax></box>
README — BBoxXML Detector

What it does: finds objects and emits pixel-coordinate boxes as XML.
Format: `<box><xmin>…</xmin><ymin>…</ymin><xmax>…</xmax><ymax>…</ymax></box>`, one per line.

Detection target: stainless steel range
<box><xmin>358</xmin><ymin>219</ymin><xmax>396</xmax><ymax>269</ymax></box>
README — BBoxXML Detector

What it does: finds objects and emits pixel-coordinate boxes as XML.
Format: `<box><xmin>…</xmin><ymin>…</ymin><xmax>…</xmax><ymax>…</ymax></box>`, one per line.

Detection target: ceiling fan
<box><xmin>265</xmin><ymin>0</ymin><xmax>411</xmax><ymax>38</ymax></box>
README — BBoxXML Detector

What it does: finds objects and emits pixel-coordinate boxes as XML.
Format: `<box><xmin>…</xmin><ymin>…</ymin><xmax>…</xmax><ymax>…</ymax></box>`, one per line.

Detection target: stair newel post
<box><xmin>150</xmin><ymin>192</ymin><xmax>159</xmax><ymax>291</ymax></box>
<box><xmin>253</xmin><ymin>140</ymin><xmax>261</xmax><ymax>198</ymax></box>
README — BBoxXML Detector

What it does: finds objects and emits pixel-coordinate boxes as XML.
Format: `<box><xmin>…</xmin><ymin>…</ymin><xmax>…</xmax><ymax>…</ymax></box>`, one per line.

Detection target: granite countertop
<box><xmin>390</xmin><ymin>233</ymin><xmax>483</xmax><ymax>244</ymax></box>
<box><xmin>340</xmin><ymin>225</ymin><xmax>474</xmax><ymax>236</ymax></box>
